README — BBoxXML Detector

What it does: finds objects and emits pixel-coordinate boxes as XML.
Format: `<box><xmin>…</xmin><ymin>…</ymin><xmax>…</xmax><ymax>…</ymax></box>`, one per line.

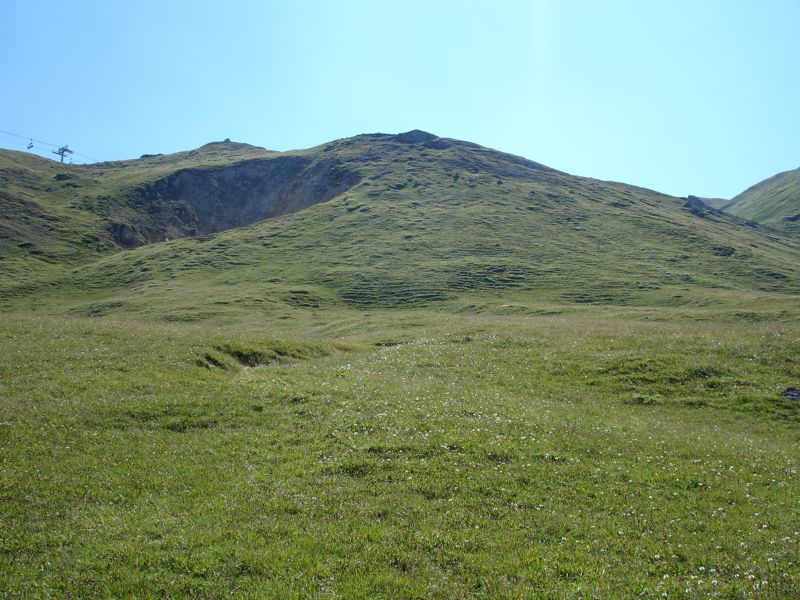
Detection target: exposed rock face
<box><xmin>120</xmin><ymin>156</ymin><xmax>360</xmax><ymax>245</ymax></box>
<box><xmin>684</xmin><ymin>195</ymin><xmax>708</xmax><ymax>217</ymax></box>
<box><xmin>110</xmin><ymin>223</ymin><xmax>145</xmax><ymax>248</ymax></box>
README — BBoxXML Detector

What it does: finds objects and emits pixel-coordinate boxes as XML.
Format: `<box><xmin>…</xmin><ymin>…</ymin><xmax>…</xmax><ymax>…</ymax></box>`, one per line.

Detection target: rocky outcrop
<box><xmin>110</xmin><ymin>222</ymin><xmax>145</xmax><ymax>248</ymax></box>
<box><xmin>120</xmin><ymin>156</ymin><xmax>360</xmax><ymax>245</ymax></box>
<box><xmin>684</xmin><ymin>195</ymin><xmax>708</xmax><ymax>217</ymax></box>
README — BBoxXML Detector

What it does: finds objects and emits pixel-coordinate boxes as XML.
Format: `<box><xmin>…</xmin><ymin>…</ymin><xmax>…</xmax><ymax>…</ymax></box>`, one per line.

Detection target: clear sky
<box><xmin>1</xmin><ymin>0</ymin><xmax>798</xmax><ymax>198</ymax></box>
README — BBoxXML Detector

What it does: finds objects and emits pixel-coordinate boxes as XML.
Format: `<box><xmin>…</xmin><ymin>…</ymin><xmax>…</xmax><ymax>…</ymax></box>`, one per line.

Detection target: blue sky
<box><xmin>1</xmin><ymin>0</ymin><xmax>798</xmax><ymax>198</ymax></box>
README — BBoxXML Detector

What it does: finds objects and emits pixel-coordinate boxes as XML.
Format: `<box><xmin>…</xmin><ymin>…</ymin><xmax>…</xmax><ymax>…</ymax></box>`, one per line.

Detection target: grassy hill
<box><xmin>0</xmin><ymin>142</ymin><xmax>266</xmax><ymax>284</ymax></box>
<box><xmin>2</xmin><ymin>131</ymin><xmax>799</xmax><ymax>321</ymax></box>
<box><xmin>724</xmin><ymin>166</ymin><xmax>800</xmax><ymax>236</ymax></box>
<box><xmin>696</xmin><ymin>196</ymin><xmax>729</xmax><ymax>210</ymax></box>
<box><xmin>2</xmin><ymin>133</ymin><xmax>800</xmax><ymax>597</ymax></box>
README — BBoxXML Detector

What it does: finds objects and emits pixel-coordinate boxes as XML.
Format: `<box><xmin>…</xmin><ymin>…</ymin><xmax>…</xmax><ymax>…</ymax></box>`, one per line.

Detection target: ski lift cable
<box><xmin>0</xmin><ymin>129</ymin><xmax>60</xmax><ymax>148</ymax></box>
<box><xmin>0</xmin><ymin>135</ymin><xmax>32</xmax><ymax>148</ymax></box>
<box><xmin>0</xmin><ymin>135</ymin><xmax>40</xmax><ymax>152</ymax></box>
<box><xmin>0</xmin><ymin>128</ymin><xmax>100</xmax><ymax>163</ymax></box>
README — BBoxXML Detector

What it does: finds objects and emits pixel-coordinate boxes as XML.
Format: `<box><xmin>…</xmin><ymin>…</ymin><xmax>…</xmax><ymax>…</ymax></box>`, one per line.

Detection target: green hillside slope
<box><xmin>0</xmin><ymin>142</ymin><xmax>275</xmax><ymax>280</ymax></box>
<box><xmin>697</xmin><ymin>197</ymin><xmax>728</xmax><ymax>210</ymax></box>
<box><xmin>3</xmin><ymin>134</ymin><xmax>800</xmax><ymax>597</ymax></box>
<box><xmin>2</xmin><ymin>131</ymin><xmax>799</xmax><ymax>321</ymax></box>
<box><xmin>725</xmin><ymin>166</ymin><xmax>800</xmax><ymax>236</ymax></box>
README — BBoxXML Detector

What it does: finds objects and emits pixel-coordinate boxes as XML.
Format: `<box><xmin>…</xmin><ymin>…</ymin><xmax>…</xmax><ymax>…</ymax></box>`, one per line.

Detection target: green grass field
<box><xmin>1</xmin><ymin>310</ymin><xmax>798</xmax><ymax>598</ymax></box>
<box><xmin>2</xmin><ymin>135</ymin><xmax>800</xmax><ymax>597</ymax></box>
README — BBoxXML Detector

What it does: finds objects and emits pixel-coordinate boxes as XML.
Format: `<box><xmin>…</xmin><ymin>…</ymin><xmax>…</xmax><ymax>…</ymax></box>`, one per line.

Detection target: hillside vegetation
<box><xmin>725</xmin><ymin>166</ymin><xmax>800</xmax><ymax>237</ymax></box>
<box><xmin>1</xmin><ymin>132</ymin><xmax>800</xmax><ymax>598</ymax></box>
<box><xmin>2</xmin><ymin>131</ymin><xmax>799</xmax><ymax>321</ymax></box>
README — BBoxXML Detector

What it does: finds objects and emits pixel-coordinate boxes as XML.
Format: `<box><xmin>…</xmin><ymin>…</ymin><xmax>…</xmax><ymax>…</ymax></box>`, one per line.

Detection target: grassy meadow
<box><xmin>1</xmin><ymin>309</ymin><xmax>799</xmax><ymax>598</ymax></box>
<box><xmin>3</xmin><ymin>136</ymin><xmax>800</xmax><ymax>597</ymax></box>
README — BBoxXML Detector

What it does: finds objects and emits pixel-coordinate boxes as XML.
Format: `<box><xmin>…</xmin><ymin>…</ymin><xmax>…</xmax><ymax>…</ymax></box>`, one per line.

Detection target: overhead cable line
<box><xmin>0</xmin><ymin>135</ymin><xmax>30</xmax><ymax>147</ymax></box>
<box><xmin>0</xmin><ymin>128</ymin><xmax>100</xmax><ymax>163</ymax></box>
<box><xmin>0</xmin><ymin>129</ymin><xmax>59</xmax><ymax>148</ymax></box>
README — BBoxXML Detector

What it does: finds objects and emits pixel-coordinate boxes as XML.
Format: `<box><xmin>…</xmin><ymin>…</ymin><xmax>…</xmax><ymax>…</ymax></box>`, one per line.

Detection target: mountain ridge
<box><xmin>1</xmin><ymin>131</ymin><xmax>799</xmax><ymax>321</ymax></box>
<box><xmin>724</xmin><ymin>165</ymin><xmax>800</xmax><ymax>236</ymax></box>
